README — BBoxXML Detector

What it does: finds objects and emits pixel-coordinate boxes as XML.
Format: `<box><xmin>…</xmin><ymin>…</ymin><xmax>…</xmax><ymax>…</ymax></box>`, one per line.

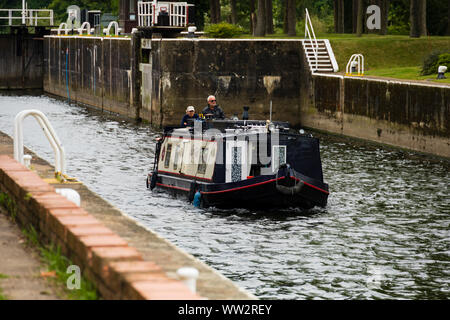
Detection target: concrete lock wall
<box><xmin>141</xmin><ymin>39</ymin><xmax>308</xmax><ymax>127</ymax></box>
<box><xmin>305</xmin><ymin>74</ymin><xmax>450</xmax><ymax>158</ymax></box>
<box><xmin>43</xmin><ymin>36</ymin><xmax>139</xmax><ymax>119</ymax></box>
<box><xmin>39</xmin><ymin>36</ymin><xmax>448</xmax><ymax>158</ymax></box>
<box><xmin>0</xmin><ymin>34</ymin><xmax>44</xmax><ymax>89</ymax></box>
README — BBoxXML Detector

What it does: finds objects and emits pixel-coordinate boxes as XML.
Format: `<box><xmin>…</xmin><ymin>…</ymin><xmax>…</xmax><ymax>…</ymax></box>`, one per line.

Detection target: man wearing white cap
<box><xmin>181</xmin><ymin>106</ymin><xmax>199</xmax><ymax>127</ymax></box>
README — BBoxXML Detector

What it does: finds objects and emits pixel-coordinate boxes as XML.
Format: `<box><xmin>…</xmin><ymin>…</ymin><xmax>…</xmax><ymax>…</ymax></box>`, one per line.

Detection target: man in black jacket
<box><xmin>180</xmin><ymin>106</ymin><xmax>199</xmax><ymax>127</ymax></box>
<box><xmin>201</xmin><ymin>95</ymin><xmax>225</xmax><ymax>119</ymax></box>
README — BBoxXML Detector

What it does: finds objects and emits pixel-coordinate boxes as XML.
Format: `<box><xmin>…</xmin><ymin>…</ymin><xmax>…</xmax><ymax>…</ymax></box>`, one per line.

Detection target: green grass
<box><xmin>0</xmin><ymin>191</ymin><xmax>97</xmax><ymax>300</ymax></box>
<box><xmin>236</xmin><ymin>32</ymin><xmax>450</xmax><ymax>82</ymax></box>
<box><xmin>364</xmin><ymin>66</ymin><xmax>450</xmax><ymax>84</ymax></box>
<box><xmin>328</xmin><ymin>34</ymin><xmax>450</xmax><ymax>70</ymax></box>
<box><xmin>21</xmin><ymin>226</ymin><xmax>98</xmax><ymax>300</ymax></box>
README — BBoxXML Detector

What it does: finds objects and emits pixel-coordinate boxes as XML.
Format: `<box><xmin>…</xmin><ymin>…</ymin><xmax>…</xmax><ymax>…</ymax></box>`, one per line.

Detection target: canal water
<box><xmin>0</xmin><ymin>94</ymin><xmax>448</xmax><ymax>299</ymax></box>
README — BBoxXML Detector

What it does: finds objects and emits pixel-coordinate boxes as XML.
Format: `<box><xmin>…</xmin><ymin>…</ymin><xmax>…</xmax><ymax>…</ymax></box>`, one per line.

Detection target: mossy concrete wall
<box><xmin>141</xmin><ymin>39</ymin><xmax>308</xmax><ymax>127</ymax></box>
<box><xmin>0</xmin><ymin>34</ymin><xmax>44</xmax><ymax>89</ymax></box>
<box><xmin>305</xmin><ymin>74</ymin><xmax>450</xmax><ymax>158</ymax></box>
<box><xmin>43</xmin><ymin>36</ymin><xmax>140</xmax><ymax>118</ymax></box>
<box><xmin>40</xmin><ymin>36</ymin><xmax>449</xmax><ymax>157</ymax></box>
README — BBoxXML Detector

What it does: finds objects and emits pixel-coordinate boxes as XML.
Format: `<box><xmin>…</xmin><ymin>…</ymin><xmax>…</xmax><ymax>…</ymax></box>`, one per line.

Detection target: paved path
<box><xmin>0</xmin><ymin>209</ymin><xmax>61</xmax><ymax>300</ymax></box>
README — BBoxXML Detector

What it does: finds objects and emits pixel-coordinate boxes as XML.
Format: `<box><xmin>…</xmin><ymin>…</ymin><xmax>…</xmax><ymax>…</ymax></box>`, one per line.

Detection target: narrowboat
<box><xmin>146</xmin><ymin>118</ymin><xmax>329</xmax><ymax>209</ymax></box>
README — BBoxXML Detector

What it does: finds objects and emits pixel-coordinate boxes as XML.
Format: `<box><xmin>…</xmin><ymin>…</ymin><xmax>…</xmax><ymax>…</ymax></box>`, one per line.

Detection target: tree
<box><xmin>382</xmin><ymin>0</ymin><xmax>390</xmax><ymax>35</ymax></box>
<box><xmin>410</xmin><ymin>0</ymin><xmax>427</xmax><ymax>37</ymax></box>
<box><xmin>250</xmin><ymin>0</ymin><xmax>256</xmax><ymax>35</ymax></box>
<box><xmin>230</xmin><ymin>0</ymin><xmax>237</xmax><ymax>24</ymax></box>
<box><xmin>448</xmin><ymin>0</ymin><xmax>450</xmax><ymax>35</ymax></box>
<box><xmin>265</xmin><ymin>0</ymin><xmax>274</xmax><ymax>34</ymax></box>
<box><xmin>334</xmin><ymin>0</ymin><xmax>345</xmax><ymax>33</ymax></box>
<box><xmin>286</xmin><ymin>0</ymin><xmax>296</xmax><ymax>36</ymax></box>
<box><xmin>419</xmin><ymin>0</ymin><xmax>427</xmax><ymax>36</ymax></box>
<box><xmin>209</xmin><ymin>0</ymin><xmax>220</xmax><ymax>24</ymax></box>
<box><xmin>356</xmin><ymin>0</ymin><xmax>363</xmax><ymax>36</ymax></box>
<box><xmin>254</xmin><ymin>0</ymin><xmax>266</xmax><ymax>36</ymax></box>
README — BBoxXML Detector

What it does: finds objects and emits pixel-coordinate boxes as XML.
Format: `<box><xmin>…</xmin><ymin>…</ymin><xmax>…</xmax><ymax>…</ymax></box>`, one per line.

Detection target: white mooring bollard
<box><xmin>23</xmin><ymin>154</ymin><xmax>32</xmax><ymax>168</ymax></box>
<box><xmin>55</xmin><ymin>188</ymin><xmax>81</xmax><ymax>206</ymax></box>
<box><xmin>177</xmin><ymin>267</ymin><xmax>199</xmax><ymax>293</ymax></box>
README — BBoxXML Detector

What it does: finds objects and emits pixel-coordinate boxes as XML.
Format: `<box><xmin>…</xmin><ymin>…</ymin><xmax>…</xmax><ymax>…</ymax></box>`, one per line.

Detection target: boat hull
<box><xmin>149</xmin><ymin>169</ymin><xmax>329</xmax><ymax>209</ymax></box>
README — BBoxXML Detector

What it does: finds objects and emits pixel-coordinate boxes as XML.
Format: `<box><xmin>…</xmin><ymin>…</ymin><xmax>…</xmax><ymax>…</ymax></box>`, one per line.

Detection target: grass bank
<box><xmin>238</xmin><ymin>33</ymin><xmax>450</xmax><ymax>82</ymax></box>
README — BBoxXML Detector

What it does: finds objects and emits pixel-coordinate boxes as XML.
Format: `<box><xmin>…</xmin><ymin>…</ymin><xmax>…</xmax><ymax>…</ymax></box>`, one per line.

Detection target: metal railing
<box><xmin>0</xmin><ymin>9</ymin><xmax>53</xmax><ymax>26</ymax></box>
<box><xmin>138</xmin><ymin>1</ymin><xmax>155</xmax><ymax>27</ymax></box>
<box><xmin>304</xmin><ymin>8</ymin><xmax>318</xmax><ymax>71</ymax></box>
<box><xmin>103</xmin><ymin>21</ymin><xmax>122</xmax><ymax>36</ymax></box>
<box><xmin>14</xmin><ymin>110</ymin><xmax>66</xmax><ymax>177</ymax></box>
<box><xmin>346</xmin><ymin>54</ymin><xmax>364</xmax><ymax>76</ymax></box>
<box><xmin>169</xmin><ymin>3</ymin><xmax>187</xmax><ymax>27</ymax></box>
<box><xmin>138</xmin><ymin>1</ymin><xmax>193</xmax><ymax>27</ymax></box>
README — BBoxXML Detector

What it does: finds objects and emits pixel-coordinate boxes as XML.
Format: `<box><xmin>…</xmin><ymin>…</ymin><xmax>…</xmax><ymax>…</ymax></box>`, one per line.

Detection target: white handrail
<box><xmin>78</xmin><ymin>21</ymin><xmax>94</xmax><ymax>35</ymax></box>
<box><xmin>0</xmin><ymin>8</ymin><xmax>54</xmax><ymax>26</ymax></box>
<box><xmin>346</xmin><ymin>54</ymin><xmax>364</xmax><ymax>76</ymax></box>
<box><xmin>14</xmin><ymin>110</ymin><xmax>66</xmax><ymax>176</ymax></box>
<box><xmin>304</xmin><ymin>8</ymin><xmax>318</xmax><ymax>72</ymax></box>
<box><xmin>103</xmin><ymin>21</ymin><xmax>122</xmax><ymax>36</ymax></box>
<box><xmin>56</xmin><ymin>22</ymin><xmax>70</xmax><ymax>35</ymax></box>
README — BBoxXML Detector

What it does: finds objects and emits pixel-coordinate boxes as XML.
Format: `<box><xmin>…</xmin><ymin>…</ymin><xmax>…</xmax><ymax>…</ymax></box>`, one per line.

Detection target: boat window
<box><xmin>160</xmin><ymin>145</ymin><xmax>166</xmax><ymax>163</ymax></box>
<box><xmin>197</xmin><ymin>147</ymin><xmax>207</xmax><ymax>174</ymax></box>
<box><xmin>164</xmin><ymin>144</ymin><xmax>172</xmax><ymax>168</ymax></box>
<box><xmin>173</xmin><ymin>145</ymin><xmax>180</xmax><ymax>171</ymax></box>
<box><xmin>272</xmin><ymin>145</ymin><xmax>286</xmax><ymax>171</ymax></box>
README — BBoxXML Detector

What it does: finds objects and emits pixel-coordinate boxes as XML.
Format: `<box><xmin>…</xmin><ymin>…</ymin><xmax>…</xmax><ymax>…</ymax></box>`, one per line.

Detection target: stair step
<box><xmin>307</xmin><ymin>54</ymin><xmax>330</xmax><ymax>58</ymax></box>
<box><xmin>305</xmin><ymin>48</ymin><xmax>328</xmax><ymax>52</ymax></box>
<box><xmin>313</xmin><ymin>69</ymin><xmax>334</xmax><ymax>73</ymax></box>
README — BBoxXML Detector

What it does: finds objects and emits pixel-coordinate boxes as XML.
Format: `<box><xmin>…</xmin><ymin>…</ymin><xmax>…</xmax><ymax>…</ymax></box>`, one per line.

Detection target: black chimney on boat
<box><xmin>242</xmin><ymin>106</ymin><xmax>249</xmax><ymax>120</ymax></box>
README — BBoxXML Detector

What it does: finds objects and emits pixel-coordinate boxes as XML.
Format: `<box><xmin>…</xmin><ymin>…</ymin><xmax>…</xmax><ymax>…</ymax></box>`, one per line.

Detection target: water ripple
<box><xmin>0</xmin><ymin>94</ymin><xmax>449</xmax><ymax>299</ymax></box>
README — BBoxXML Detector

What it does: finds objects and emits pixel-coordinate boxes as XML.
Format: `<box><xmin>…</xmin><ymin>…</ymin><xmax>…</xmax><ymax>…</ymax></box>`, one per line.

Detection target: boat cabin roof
<box><xmin>164</xmin><ymin>119</ymin><xmax>290</xmax><ymax>135</ymax></box>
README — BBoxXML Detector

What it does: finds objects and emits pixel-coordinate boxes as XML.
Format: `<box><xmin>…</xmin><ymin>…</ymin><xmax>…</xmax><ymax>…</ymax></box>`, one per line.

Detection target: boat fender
<box><xmin>276</xmin><ymin>181</ymin><xmax>304</xmax><ymax>195</ymax></box>
<box><xmin>276</xmin><ymin>164</ymin><xmax>304</xmax><ymax>195</ymax></box>
<box><xmin>149</xmin><ymin>172</ymin><xmax>158</xmax><ymax>190</ymax></box>
<box><xmin>188</xmin><ymin>181</ymin><xmax>197</xmax><ymax>202</ymax></box>
<box><xmin>193</xmin><ymin>191</ymin><xmax>202</xmax><ymax>208</ymax></box>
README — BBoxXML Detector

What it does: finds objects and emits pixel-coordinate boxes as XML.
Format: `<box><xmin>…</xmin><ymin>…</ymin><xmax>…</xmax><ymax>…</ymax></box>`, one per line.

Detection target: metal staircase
<box><xmin>303</xmin><ymin>9</ymin><xmax>339</xmax><ymax>73</ymax></box>
<box><xmin>302</xmin><ymin>39</ymin><xmax>339</xmax><ymax>73</ymax></box>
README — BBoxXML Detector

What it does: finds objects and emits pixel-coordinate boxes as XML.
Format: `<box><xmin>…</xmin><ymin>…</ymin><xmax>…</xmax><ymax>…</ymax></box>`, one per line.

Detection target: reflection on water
<box><xmin>0</xmin><ymin>94</ymin><xmax>449</xmax><ymax>299</ymax></box>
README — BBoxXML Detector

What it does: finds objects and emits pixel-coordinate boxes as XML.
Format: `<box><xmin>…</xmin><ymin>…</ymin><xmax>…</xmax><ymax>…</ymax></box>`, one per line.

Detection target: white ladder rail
<box><xmin>14</xmin><ymin>110</ymin><xmax>66</xmax><ymax>176</ymax></box>
<box><xmin>304</xmin><ymin>8</ymin><xmax>318</xmax><ymax>72</ymax></box>
<box><xmin>346</xmin><ymin>54</ymin><xmax>364</xmax><ymax>76</ymax></box>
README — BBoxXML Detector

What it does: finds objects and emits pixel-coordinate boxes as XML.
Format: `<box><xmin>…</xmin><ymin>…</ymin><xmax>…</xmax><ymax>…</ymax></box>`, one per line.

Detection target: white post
<box><xmin>55</xmin><ymin>188</ymin><xmax>80</xmax><ymax>206</ymax></box>
<box><xmin>177</xmin><ymin>267</ymin><xmax>199</xmax><ymax>293</ymax></box>
<box><xmin>22</xmin><ymin>0</ymin><xmax>26</xmax><ymax>25</ymax></box>
<box><xmin>23</xmin><ymin>155</ymin><xmax>32</xmax><ymax>168</ymax></box>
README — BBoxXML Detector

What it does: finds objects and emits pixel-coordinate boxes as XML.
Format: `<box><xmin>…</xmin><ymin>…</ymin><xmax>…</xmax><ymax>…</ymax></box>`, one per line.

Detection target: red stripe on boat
<box><xmin>156</xmin><ymin>183</ymin><xmax>190</xmax><ymax>192</ymax></box>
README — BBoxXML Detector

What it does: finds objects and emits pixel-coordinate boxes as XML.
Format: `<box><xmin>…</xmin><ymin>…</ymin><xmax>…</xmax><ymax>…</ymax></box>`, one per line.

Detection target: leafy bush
<box><xmin>387</xmin><ymin>24</ymin><xmax>409</xmax><ymax>35</ymax></box>
<box><xmin>421</xmin><ymin>50</ymin><xmax>449</xmax><ymax>75</ymax></box>
<box><xmin>436</xmin><ymin>53</ymin><xmax>450</xmax><ymax>70</ymax></box>
<box><xmin>297</xmin><ymin>14</ymin><xmax>333</xmax><ymax>36</ymax></box>
<box><xmin>205</xmin><ymin>22</ymin><xmax>245</xmax><ymax>38</ymax></box>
